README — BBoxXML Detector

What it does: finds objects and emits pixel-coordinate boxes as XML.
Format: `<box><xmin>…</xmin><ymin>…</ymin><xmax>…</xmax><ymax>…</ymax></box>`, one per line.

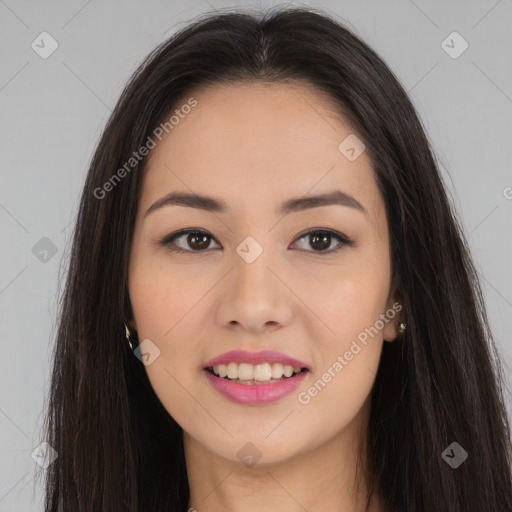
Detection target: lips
<box><xmin>202</xmin><ymin>350</ymin><xmax>310</xmax><ymax>405</ymax></box>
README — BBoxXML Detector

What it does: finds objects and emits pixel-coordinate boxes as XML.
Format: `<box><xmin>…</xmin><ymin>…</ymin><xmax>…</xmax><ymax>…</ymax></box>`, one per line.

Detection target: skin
<box><xmin>127</xmin><ymin>81</ymin><xmax>402</xmax><ymax>512</ymax></box>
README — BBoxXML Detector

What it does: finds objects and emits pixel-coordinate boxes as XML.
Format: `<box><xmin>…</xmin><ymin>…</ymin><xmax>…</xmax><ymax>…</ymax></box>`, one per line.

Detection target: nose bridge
<box><xmin>232</xmin><ymin>234</ymin><xmax>277</xmax><ymax>298</ymax></box>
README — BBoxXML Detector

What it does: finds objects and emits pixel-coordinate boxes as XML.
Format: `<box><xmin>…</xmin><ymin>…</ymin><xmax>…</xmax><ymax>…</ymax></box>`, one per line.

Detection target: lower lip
<box><xmin>203</xmin><ymin>369</ymin><xmax>308</xmax><ymax>405</ymax></box>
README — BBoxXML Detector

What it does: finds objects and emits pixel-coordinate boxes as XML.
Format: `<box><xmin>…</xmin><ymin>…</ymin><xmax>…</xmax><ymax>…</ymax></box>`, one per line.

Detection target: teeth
<box><xmin>254</xmin><ymin>363</ymin><xmax>272</xmax><ymax>381</ymax></box>
<box><xmin>227</xmin><ymin>362</ymin><xmax>238</xmax><ymax>379</ymax></box>
<box><xmin>238</xmin><ymin>363</ymin><xmax>254</xmax><ymax>380</ymax></box>
<box><xmin>271</xmin><ymin>363</ymin><xmax>283</xmax><ymax>379</ymax></box>
<box><xmin>211</xmin><ymin>362</ymin><xmax>303</xmax><ymax>381</ymax></box>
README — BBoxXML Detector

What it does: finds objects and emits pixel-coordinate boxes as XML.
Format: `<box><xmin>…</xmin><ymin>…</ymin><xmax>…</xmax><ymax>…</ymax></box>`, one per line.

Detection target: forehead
<box><xmin>140</xmin><ymin>81</ymin><xmax>383</xmax><ymax>227</ymax></box>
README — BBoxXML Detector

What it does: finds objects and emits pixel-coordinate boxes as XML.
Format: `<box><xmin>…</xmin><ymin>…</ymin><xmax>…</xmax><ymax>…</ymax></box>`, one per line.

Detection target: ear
<box><xmin>383</xmin><ymin>278</ymin><xmax>403</xmax><ymax>342</ymax></box>
<box><xmin>125</xmin><ymin>300</ymin><xmax>137</xmax><ymax>331</ymax></box>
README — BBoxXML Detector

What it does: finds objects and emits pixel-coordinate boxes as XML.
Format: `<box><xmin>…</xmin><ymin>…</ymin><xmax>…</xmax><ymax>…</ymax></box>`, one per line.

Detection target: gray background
<box><xmin>1</xmin><ymin>0</ymin><xmax>511</xmax><ymax>509</ymax></box>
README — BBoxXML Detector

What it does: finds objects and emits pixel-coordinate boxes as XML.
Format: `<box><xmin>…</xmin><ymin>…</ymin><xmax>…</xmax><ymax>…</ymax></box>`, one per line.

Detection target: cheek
<box><xmin>128</xmin><ymin>260</ymin><xmax>207</xmax><ymax>429</ymax></box>
<box><xmin>309</xmin><ymin>261</ymin><xmax>389</xmax><ymax>338</ymax></box>
<box><xmin>303</xmin><ymin>251</ymin><xmax>390</xmax><ymax>392</ymax></box>
<box><xmin>292</xmin><ymin>273</ymin><xmax>387</xmax><ymax>433</ymax></box>
<box><xmin>128</xmin><ymin>259</ymin><xmax>205</xmax><ymax>411</ymax></box>
<box><xmin>313</xmin><ymin>280</ymin><xmax>385</xmax><ymax>380</ymax></box>
<box><xmin>129</xmin><ymin>256</ymin><xmax>208</xmax><ymax>340</ymax></box>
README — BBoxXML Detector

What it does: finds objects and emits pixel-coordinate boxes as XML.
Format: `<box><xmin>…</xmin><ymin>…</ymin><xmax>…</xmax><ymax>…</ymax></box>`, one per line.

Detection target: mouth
<box><xmin>202</xmin><ymin>361</ymin><xmax>310</xmax><ymax>405</ymax></box>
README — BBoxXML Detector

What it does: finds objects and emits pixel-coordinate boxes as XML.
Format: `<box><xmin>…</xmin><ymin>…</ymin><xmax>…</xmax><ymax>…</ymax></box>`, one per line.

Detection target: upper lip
<box><xmin>203</xmin><ymin>350</ymin><xmax>310</xmax><ymax>370</ymax></box>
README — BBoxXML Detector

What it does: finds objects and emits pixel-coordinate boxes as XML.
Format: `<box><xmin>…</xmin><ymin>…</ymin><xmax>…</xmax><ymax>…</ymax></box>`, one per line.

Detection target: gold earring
<box><xmin>125</xmin><ymin>324</ymin><xmax>133</xmax><ymax>350</ymax></box>
<box><xmin>396</xmin><ymin>321</ymin><xmax>407</xmax><ymax>335</ymax></box>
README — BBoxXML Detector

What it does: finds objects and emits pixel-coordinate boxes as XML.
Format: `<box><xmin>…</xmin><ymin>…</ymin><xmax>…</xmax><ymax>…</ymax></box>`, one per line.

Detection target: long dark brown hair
<box><xmin>39</xmin><ymin>5</ymin><xmax>512</xmax><ymax>511</ymax></box>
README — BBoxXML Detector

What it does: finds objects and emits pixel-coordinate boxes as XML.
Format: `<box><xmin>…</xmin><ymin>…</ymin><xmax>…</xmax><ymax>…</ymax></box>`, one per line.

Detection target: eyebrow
<box><xmin>144</xmin><ymin>190</ymin><xmax>367</xmax><ymax>218</ymax></box>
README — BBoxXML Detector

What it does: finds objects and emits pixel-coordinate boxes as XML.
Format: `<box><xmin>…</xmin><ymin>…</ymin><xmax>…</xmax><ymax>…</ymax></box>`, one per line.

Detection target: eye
<box><xmin>291</xmin><ymin>228</ymin><xmax>354</xmax><ymax>253</ymax></box>
<box><xmin>158</xmin><ymin>229</ymin><xmax>221</xmax><ymax>253</ymax></box>
<box><xmin>158</xmin><ymin>228</ymin><xmax>353</xmax><ymax>254</ymax></box>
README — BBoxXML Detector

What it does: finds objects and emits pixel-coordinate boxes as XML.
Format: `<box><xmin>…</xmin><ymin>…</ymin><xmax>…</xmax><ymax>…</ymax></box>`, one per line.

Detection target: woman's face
<box><xmin>128</xmin><ymin>81</ymin><xmax>400</xmax><ymax>465</ymax></box>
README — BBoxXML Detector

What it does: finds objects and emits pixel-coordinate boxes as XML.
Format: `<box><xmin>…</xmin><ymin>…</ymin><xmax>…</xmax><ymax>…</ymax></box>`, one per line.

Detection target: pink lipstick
<box><xmin>202</xmin><ymin>350</ymin><xmax>310</xmax><ymax>406</ymax></box>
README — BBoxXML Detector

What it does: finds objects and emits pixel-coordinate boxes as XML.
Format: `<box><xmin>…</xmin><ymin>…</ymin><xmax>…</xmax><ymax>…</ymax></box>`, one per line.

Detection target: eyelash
<box><xmin>157</xmin><ymin>228</ymin><xmax>354</xmax><ymax>255</ymax></box>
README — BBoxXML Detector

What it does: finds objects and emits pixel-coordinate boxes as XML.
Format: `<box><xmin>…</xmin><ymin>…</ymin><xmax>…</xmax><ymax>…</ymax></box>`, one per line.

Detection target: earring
<box><xmin>125</xmin><ymin>324</ymin><xmax>134</xmax><ymax>350</ymax></box>
<box><xmin>396</xmin><ymin>321</ymin><xmax>407</xmax><ymax>335</ymax></box>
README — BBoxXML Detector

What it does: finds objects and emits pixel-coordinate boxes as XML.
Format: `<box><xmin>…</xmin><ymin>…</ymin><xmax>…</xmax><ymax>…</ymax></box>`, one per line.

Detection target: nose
<box><xmin>216</xmin><ymin>250</ymin><xmax>294</xmax><ymax>333</ymax></box>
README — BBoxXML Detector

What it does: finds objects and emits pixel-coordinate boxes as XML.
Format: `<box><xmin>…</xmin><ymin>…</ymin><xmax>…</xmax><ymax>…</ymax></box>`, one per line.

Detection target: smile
<box><xmin>202</xmin><ymin>349</ymin><xmax>310</xmax><ymax>405</ymax></box>
<box><xmin>203</xmin><ymin>364</ymin><xmax>309</xmax><ymax>405</ymax></box>
<box><xmin>207</xmin><ymin>362</ymin><xmax>305</xmax><ymax>383</ymax></box>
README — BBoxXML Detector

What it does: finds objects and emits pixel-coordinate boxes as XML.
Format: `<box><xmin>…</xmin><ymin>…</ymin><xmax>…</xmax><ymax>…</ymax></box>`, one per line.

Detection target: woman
<box><xmin>40</xmin><ymin>5</ymin><xmax>512</xmax><ymax>511</ymax></box>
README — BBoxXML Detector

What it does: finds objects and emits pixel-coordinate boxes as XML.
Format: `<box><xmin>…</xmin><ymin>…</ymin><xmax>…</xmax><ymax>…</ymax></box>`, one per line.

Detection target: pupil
<box><xmin>189</xmin><ymin>233</ymin><xmax>209</xmax><ymax>250</ymax></box>
<box><xmin>310</xmin><ymin>233</ymin><xmax>330</xmax><ymax>250</ymax></box>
